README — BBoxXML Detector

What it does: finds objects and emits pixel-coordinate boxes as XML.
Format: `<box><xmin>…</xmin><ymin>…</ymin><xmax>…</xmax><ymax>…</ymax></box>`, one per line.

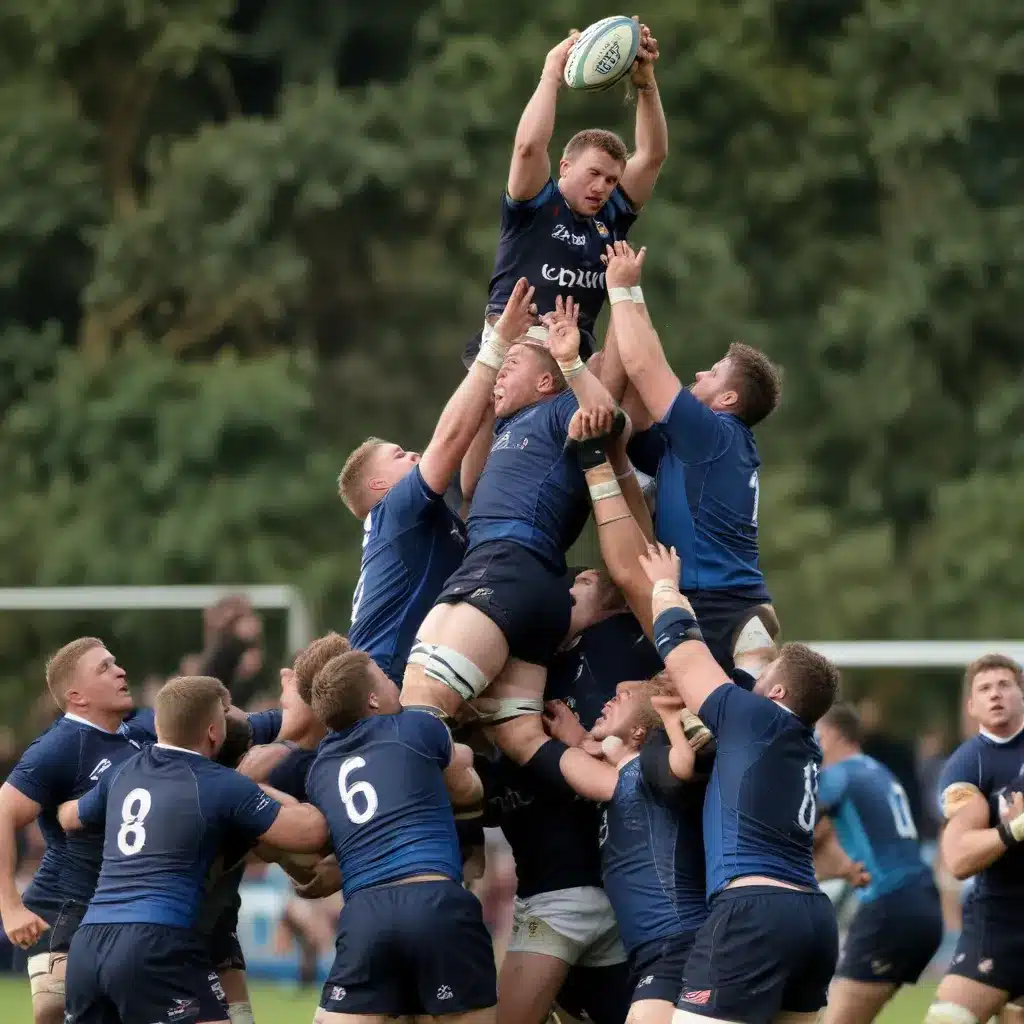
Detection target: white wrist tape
<box><xmin>1009</xmin><ymin>811</ymin><xmax>1024</xmax><ymax>843</ymax></box>
<box><xmin>608</xmin><ymin>287</ymin><xmax>634</xmax><ymax>306</ymax></box>
<box><xmin>558</xmin><ymin>356</ymin><xmax>586</xmax><ymax>379</ymax></box>
<box><xmin>475</xmin><ymin>321</ymin><xmax>509</xmax><ymax>371</ymax></box>
<box><xmin>630</xmin><ymin>286</ymin><xmax>645</xmax><ymax>304</ymax></box>
<box><xmin>589</xmin><ymin>479</ymin><xmax>622</xmax><ymax>502</ymax></box>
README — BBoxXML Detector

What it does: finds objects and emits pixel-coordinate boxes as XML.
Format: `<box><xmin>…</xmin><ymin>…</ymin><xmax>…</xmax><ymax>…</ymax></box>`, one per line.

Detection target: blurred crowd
<box><xmin>0</xmin><ymin>597</ymin><xmax>973</xmax><ymax>981</ymax></box>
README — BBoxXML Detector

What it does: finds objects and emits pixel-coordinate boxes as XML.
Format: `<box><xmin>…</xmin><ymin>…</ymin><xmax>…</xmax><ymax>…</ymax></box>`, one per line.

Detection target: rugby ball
<box><xmin>563</xmin><ymin>16</ymin><xmax>640</xmax><ymax>92</ymax></box>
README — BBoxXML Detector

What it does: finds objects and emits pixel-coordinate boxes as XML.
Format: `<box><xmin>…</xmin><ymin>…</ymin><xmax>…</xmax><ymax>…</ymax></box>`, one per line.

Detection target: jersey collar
<box><xmin>62</xmin><ymin>712</ymin><xmax>118</xmax><ymax>734</ymax></box>
<box><xmin>154</xmin><ymin>742</ymin><xmax>206</xmax><ymax>758</ymax></box>
<box><xmin>980</xmin><ymin>721</ymin><xmax>1024</xmax><ymax>745</ymax></box>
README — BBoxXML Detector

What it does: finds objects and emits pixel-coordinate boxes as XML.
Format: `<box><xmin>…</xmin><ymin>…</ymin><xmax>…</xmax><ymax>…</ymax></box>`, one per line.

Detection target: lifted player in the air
<box><xmin>400</xmin><ymin>298</ymin><xmax>619</xmax><ymax>766</ymax></box>
<box><xmin>58</xmin><ymin>676</ymin><xmax>327</xmax><ymax>1024</ymax></box>
<box><xmin>0</xmin><ymin>638</ymin><xmax>148</xmax><ymax>1024</ymax></box>
<box><xmin>339</xmin><ymin>278</ymin><xmax>536</xmax><ymax>684</ymax></box>
<box><xmin>306</xmin><ymin>651</ymin><xmax>496</xmax><ymax>1024</ymax></box>
<box><xmin>541</xmin><ymin>684</ymin><xmax>710</xmax><ymax>1024</ymax></box>
<box><xmin>477</xmin><ymin>570</ymin><xmax>662</xmax><ymax>1024</ymax></box>
<box><xmin>925</xmin><ymin>655</ymin><xmax>1024</xmax><ymax>1024</ymax></box>
<box><xmin>600</xmin><ymin>242</ymin><xmax>782</xmax><ymax>675</ymax></box>
<box><xmin>814</xmin><ymin>703</ymin><xmax>942</xmax><ymax>1024</ymax></box>
<box><xmin>638</xmin><ymin>542</ymin><xmax>840</xmax><ymax>1024</ymax></box>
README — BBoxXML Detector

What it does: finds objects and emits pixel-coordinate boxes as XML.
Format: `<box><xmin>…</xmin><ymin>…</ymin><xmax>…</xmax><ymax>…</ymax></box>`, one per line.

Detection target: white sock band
<box><xmin>589</xmin><ymin>479</ymin><xmax>622</xmax><ymax>502</ymax></box>
<box><xmin>733</xmin><ymin>615</ymin><xmax>775</xmax><ymax>658</ymax></box>
<box><xmin>608</xmin><ymin>287</ymin><xmax>634</xmax><ymax>305</ymax></box>
<box><xmin>228</xmin><ymin>1003</ymin><xmax>256</xmax><ymax>1024</ymax></box>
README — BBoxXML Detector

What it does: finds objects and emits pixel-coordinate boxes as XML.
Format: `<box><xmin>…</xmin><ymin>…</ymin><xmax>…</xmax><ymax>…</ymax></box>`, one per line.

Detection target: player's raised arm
<box><xmin>639</xmin><ymin>542</ymin><xmax>732</xmax><ymax>712</ymax></box>
<box><xmin>508</xmin><ymin>32</ymin><xmax>578</xmax><ymax>201</ymax></box>
<box><xmin>535</xmin><ymin>700</ymin><xmax>620</xmax><ymax>802</ymax></box>
<box><xmin>649</xmin><ymin>694</ymin><xmax>697</xmax><ymax>781</ymax></box>
<box><xmin>618</xmin><ymin>21</ymin><xmax>668</xmax><ymax>209</ymax></box>
<box><xmin>940</xmin><ymin>777</ymin><xmax>1024</xmax><ymax>880</ymax></box>
<box><xmin>545</xmin><ymin>295</ymin><xmax>617</xmax><ymax>414</ymax></box>
<box><xmin>0</xmin><ymin>783</ymin><xmax>48</xmax><ymax>949</ymax></box>
<box><xmin>418</xmin><ymin>277</ymin><xmax>536</xmax><ymax>497</ymax></box>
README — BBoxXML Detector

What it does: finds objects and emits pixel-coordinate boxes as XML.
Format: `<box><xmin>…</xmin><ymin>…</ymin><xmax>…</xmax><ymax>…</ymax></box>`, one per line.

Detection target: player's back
<box><xmin>307</xmin><ymin>710</ymin><xmax>462</xmax><ymax>897</ymax></box>
<box><xmin>349</xmin><ymin>467</ymin><xmax>467</xmax><ymax>683</ymax></box>
<box><xmin>82</xmin><ymin>745</ymin><xmax>276</xmax><ymax>929</ymax></box>
<box><xmin>601</xmin><ymin>751</ymin><xmax>707</xmax><ymax>953</ymax></box>
<box><xmin>700</xmin><ymin>683</ymin><xmax>820</xmax><ymax>895</ymax></box>
<box><xmin>7</xmin><ymin>714</ymin><xmax>146</xmax><ymax>907</ymax></box>
<box><xmin>629</xmin><ymin>401</ymin><xmax>766</xmax><ymax>596</ymax></box>
<box><xmin>468</xmin><ymin>390</ymin><xmax>588</xmax><ymax>572</ymax></box>
<box><xmin>939</xmin><ymin>730</ymin><xmax>1024</xmax><ymax>903</ymax></box>
<box><xmin>819</xmin><ymin>753</ymin><xmax>930</xmax><ymax>901</ymax></box>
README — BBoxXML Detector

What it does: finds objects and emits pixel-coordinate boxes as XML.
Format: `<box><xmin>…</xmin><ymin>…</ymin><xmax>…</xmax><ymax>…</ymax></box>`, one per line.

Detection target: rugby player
<box><xmin>541</xmin><ymin>685</ymin><xmax>709</xmax><ymax>1024</ymax></box>
<box><xmin>0</xmin><ymin>638</ymin><xmax>147</xmax><ymax>1024</ymax></box>
<box><xmin>400</xmin><ymin>297</ymin><xmax>620</xmax><ymax>765</ymax></box>
<box><xmin>814</xmin><ymin>703</ymin><xmax>943</xmax><ymax>1024</ymax></box>
<box><xmin>925</xmin><ymin>654</ymin><xmax>1024</xmax><ymax>1024</ymax></box>
<box><xmin>340</xmin><ymin>277</ymin><xmax>536</xmax><ymax>683</ymax></box>
<box><xmin>603</xmin><ymin>241</ymin><xmax>783</xmax><ymax>675</ymax></box>
<box><xmin>637</xmin><ymin>542</ymin><xmax>840</xmax><ymax>1024</ymax></box>
<box><xmin>58</xmin><ymin>675</ymin><xmax>328</xmax><ymax>1024</ymax></box>
<box><xmin>478</xmin><ymin>570</ymin><xmax>661</xmax><ymax>1024</ymax></box>
<box><xmin>306</xmin><ymin>651</ymin><xmax>496</xmax><ymax>1023</ymax></box>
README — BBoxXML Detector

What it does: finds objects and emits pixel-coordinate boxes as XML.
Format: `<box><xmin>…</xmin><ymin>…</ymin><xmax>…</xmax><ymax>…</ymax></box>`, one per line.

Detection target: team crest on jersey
<box><xmin>682</xmin><ymin>991</ymin><xmax>712</xmax><ymax>1006</ymax></box>
<box><xmin>491</xmin><ymin>431</ymin><xmax>512</xmax><ymax>453</ymax></box>
<box><xmin>331</xmin><ymin>986</ymin><xmax>347</xmax><ymax>1002</ymax></box>
<box><xmin>89</xmin><ymin>758</ymin><xmax>113</xmax><ymax>782</ymax></box>
<box><xmin>595</xmin><ymin>220</ymin><xmax>610</xmax><ymax>238</ymax></box>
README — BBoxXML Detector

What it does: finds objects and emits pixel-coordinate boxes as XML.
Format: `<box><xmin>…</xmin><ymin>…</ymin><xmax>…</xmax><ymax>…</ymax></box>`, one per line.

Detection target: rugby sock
<box><xmin>228</xmin><ymin>1003</ymin><xmax>255</xmax><ymax>1024</ymax></box>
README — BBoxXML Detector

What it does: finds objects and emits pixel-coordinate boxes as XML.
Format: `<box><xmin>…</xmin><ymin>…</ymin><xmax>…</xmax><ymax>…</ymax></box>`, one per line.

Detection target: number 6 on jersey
<box><xmin>338</xmin><ymin>756</ymin><xmax>379</xmax><ymax>824</ymax></box>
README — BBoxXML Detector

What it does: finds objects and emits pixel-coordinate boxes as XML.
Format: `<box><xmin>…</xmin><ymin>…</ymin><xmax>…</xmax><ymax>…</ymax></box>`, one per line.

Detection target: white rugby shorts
<box><xmin>508</xmin><ymin>886</ymin><xmax>625</xmax><ymax>967</ymax></box>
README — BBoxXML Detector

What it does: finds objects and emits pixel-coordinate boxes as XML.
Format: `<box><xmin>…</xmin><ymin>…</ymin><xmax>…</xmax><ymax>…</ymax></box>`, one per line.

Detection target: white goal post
<box><xmin>0</xmin><ymin>585</ymin><xmax>315</xmax><ymax>655</ymax></box>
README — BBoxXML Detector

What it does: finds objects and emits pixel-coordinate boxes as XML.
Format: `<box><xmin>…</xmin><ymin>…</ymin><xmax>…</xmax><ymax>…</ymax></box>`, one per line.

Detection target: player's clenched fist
<box><xmin>2</xmin><ymin>904</ymin><xmax>49</xmax><ymax>949</ymax></box>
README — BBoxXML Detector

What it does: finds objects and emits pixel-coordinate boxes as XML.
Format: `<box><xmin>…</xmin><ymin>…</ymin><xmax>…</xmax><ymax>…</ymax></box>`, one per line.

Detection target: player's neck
<box><xmin>980</xmin><ymin>717</ymin><xmax>1024</xmax><ymax>743</ymax></box>
<box><xmin>827</xmin><ymin>744</ymin><xmax>861</xmax><ymax>767</ymax></box>
<box><xmin>64</xmin><ymin>706</ymin><xmax>126</xmax><ymax>734</ymax></box>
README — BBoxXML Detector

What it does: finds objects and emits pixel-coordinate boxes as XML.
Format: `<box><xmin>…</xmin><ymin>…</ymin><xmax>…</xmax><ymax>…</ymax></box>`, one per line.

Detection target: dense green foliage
<box><xmin>1</xmin><ymin>0</ymin><xmax>1022</xmax><ymax>719</ymax></box>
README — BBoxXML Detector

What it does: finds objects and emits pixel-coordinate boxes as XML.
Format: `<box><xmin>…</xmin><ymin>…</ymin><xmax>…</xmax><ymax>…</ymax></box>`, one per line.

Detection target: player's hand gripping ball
<box><xmin>563</xmin><ymin>16</ymin><xmax>641</xmax><ymax>91</ymax></box>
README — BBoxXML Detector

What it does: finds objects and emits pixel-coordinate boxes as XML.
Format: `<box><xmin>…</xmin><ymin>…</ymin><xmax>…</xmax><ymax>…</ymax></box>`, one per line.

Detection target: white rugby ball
<box><xmin>563</xmin><ymin>16</ymin><xmax>640</xmax><ymax>92</ymax></box>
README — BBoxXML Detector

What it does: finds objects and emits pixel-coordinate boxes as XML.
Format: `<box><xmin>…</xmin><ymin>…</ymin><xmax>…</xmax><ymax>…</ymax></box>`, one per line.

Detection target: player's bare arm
<box><xmin>543</xmin><ymin>700</ymin><xmax>620</xmax><ymax>802</ymax></box>
<box><xmin>618</xmin><ymin>21</ymin><xmax>668</xmax><ymax>208</ymax></box>
<box><xmin>258</xmin><ymin>798</ymin><xmax>330</xmax><ymax>854</ymax></box>
<box><xmin>545</xmin><ymin>295</ymin><xmax>618</xmax><ymax>413</ymax></box>
<box><xmin>507</xmin><ymin>32</ymin><xmax>578</xmax><ymax>201</ymax></box>
<box><xmin>813</xmin><ymin>816</ymin><xmax>870</xmax><ymax>887</ymax></box>
<box><xmin>443</xmin><ymin>741</ymin><xmax>484</xmax><ymax>808</ymax></box>
<box><xmin>604</xmin><ymin>242</ymin><xmax>685</xmax><ymax>422</ymax></box>
<box><xmin>640</xmin><ymin>542</ymin><xmax>731</xmax><ymax>712</ymax></box>
<box><xmin>649</xmin><ymin>694</ymin><xmax>696</xmax><ymax>780</ymax></box>
<box><xmin>419</xmin><ymin>278</ymin><xmax>537</xmax><ymax>496</ymax></box>
<box><xmin>0</xmin><ymin>783</ymin><xmax>49</xmax><ymax>948</ymax></box>
<box><xmin>940</xmin><ymin>783</ymin><xmax>1024</xmax><ymax>880</ymax></box>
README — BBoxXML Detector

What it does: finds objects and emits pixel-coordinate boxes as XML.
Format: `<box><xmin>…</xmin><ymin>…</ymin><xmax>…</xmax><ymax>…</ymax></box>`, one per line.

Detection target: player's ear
<box><xmin>367</xmin><ymin>476</ymin><xmax>389</xmax><ymax>494</ymax></box>
<box><xmin>558</xmin><ymin>155</ymin><xmax>572</xmax><ymax>179</ymax></box>
<box><xmin>719</xmin><ymin>388</ymin><xmax>740</xmax><ymax>412</ymax></box>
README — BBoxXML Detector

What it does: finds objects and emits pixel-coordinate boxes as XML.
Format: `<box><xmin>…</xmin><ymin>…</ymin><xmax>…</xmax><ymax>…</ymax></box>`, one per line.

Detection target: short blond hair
<box><xmin>337</xmin><ymin>437</ymin><xmax>386</xmax><ymax>517</ymax></box>
<box><xmin>293</xmin><ymin>632</ymin><xmax>352</xmax><ymax>705</ymax></box>
<box><xmin>311</xmin><ymin>651</ymin><xmax>378</xmax><ymax>732</ymax></box>
<box><xmin>563</xmin><ymin>129</ymin><xmax>628</xmax><ymax>165</ymax></box>
<box><xmin>45</xmin><ymin>637</ymin><xmax>105</xmax><ymax>711</ymax></box>
<box><xmin>519</xmin><ymin>342</ymin><xmax>568</xmax><ymax>394</ymax></box>
<box><xmin>155</xmin><ymin>676</ymin><xmax>229</xmax><ymax>749</ymax></box>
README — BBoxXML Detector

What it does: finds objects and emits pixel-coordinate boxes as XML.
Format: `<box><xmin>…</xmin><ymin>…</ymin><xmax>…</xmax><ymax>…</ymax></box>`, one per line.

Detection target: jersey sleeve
<box><xmin>247</xmin><ymin>709</ymin><xmax>283</xmax><ymax>747</ymax></box>
<box><xmin>639</xmin><ymin>729</ymin><xmax>689</xmax><ymax>802</ymax></box>
<box><xmin>266</xmin><ymin>750</ymin><xmax>310</xmax><ymax>803</ymax></box>
<box><xmin>660</xmin><ymin>388</ymin><xmax>731</xmax><ymax>465</ymax></box>
<box><xmin>937</xmin><ymin>743</ymin><xmax>984</xmax><ymax>821</ymax></box>
<box><xmin>76</xmin><ymin>765</ymin><xmax>115</xmax><ymax>828</ymax></box>
<box><xmin>377</xmin><ymin>466</ymin><xmax>443</xmax><ymax>531</ymax></box>
<box><xmin>397</xmin><ymin>710</ymin><xmax>454</xmax><ymax>768</ymax></box>
<box><xmin>626</xmin><ymin>427</ymin><xmax>667</xmax><ymax>477</ymax></box>
<box><xmin>698</xmin><ymin>682</ymin><xmax>780</xmax><ymax>744</ymax></box>
<box><xmin>501</xmin><ymin>179</ymin><xmax>558</xmax><ymax>229</ymax></box>
<box><xmin>5</xmin><ymin>731</ymin><xmax>76</xmax><ymax>807</ymax></box>
<box><xmin>816</xmin><ymin>762</ymin><xmax>850</xmax><ymax>815</ymax></box>
<box><xmin>550</xmin><ymin>388</ymin><xmax>581</xmax><ymax>437</ymax></box>
<box><xmin>212</xmin><ymin>769</ymin><xmax>282</xmax><ymax>840</ymax></box>
<box><xmin>604</xmin><ymin>186</ymin><xmax>639</xmax><ymax>235</ymax></box>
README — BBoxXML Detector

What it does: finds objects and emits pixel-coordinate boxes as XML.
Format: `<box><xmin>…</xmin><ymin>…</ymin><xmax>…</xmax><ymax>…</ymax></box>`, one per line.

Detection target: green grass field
<box><xmin>0</xmin><ymin>975</ymin><xmax>937</xmax><ymax>1022</ymax></box>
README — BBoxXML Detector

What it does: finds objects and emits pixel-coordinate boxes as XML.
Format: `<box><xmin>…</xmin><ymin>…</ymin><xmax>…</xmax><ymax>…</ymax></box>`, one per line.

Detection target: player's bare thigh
<box><xmin>497</xmin><ymin>949</ymin><xmax>571</xmax><ymax>1024</ymax></box>
<box><xmin>823</xmin><ymin>979</ymin><xmax>898</xmax><ymax>1024</ymax></box>
<box><xmin>415</xmin><ymin>1007</ymin><xmax>496</xmax><ymax>1024</ymax></box>
<box><xmin>628</xmin><ymin>998</ymin><xmax>676</xmax><ymax>1024</ymax></box>
<box><xmin>929</xmin><ymin>976</ymin><xmax>1010</xmax><ymax>1024</ymax></box>
<box><xmin>402</xmin><ymin>604</ymin><xmax>510</xmax><ymax>715</ymax></box>
<box><xmin>484</xmin><ymin>658</ymin><xmax>548</xmax><ymax>765</ymax></box>
<box><xmin>218</xmin><ymin>968</ymin><xmax>254</xmax><ymax>1024</ymax></box>
<box><xmin>27</xmin><ymin>951</ymin><xmax>65</xmax><ymax>1024</ymax></box>
<box><xmin>674</xmin><ymin>1013</ymin><xmax>823</xmax><ymax>1024</ymax></box>
<box><xmin>313</xmin><ymin>1012</ymin><xmax>394</xmax><ymax>1024</ymax></box>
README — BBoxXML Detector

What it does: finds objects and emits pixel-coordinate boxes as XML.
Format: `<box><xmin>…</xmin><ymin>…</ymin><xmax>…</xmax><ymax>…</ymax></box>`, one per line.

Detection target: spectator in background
<box><xmin>857</xmin><ymin>695</ymin><xmax>925</xmax><ymax>834</ymax></box>
<box><xmin>916</xmin><ymin>725</ymin><xmax>947</xmax><ymax>848</ymax></box>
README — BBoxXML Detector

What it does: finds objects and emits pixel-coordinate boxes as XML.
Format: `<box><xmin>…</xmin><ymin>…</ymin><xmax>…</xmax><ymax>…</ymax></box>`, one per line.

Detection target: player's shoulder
<box><xmin>940</xmin><ymin>734</ymin><xmax>987</xmax><ymax>784</ymax></box>
<box><xmin>502</xmin><ymin>177</ymin><xmax>558</xmax><ymax>214</ymax></box>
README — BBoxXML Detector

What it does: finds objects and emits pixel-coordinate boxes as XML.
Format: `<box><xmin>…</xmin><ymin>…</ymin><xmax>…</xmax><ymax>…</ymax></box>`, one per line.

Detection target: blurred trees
<box><xmin>1</xmin><ymin>0</ymin><xmax>1023</xmax><ymax>720</ymax></box>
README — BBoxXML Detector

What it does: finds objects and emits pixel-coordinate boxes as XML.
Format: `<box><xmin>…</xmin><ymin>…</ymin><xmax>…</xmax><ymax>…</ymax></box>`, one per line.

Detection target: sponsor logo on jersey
<box><xmin>540</xmin><ymin>265</ymin><xmax>606</xmax><ymax>290</ymax></box>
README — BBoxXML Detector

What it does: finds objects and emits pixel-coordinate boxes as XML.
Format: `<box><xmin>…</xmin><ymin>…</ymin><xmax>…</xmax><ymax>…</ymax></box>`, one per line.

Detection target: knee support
<box><xmin>418</xmin><ymin>644</ymin><xmax>491</xmax><ymax>702</ymax></box>
<box><xmin>924</xmin><ymin>1004</ymin><xmax>978</xmax><ymax>1024</ymax></box>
